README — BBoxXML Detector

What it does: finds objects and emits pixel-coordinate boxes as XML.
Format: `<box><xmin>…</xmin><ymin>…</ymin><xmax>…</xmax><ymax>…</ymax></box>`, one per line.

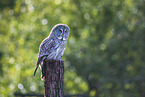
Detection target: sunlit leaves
<box><xmin>0</xmin><ymin>0</ymin><xmax>145</xmax><ymax>97</ymax></box>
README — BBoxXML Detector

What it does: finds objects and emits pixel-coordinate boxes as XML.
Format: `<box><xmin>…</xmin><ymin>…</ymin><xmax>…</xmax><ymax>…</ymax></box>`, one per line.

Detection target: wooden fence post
<box><xmin>44</xmin><ymin>59</ymin><xmax>64</xmax><ymax>97</ymax></box>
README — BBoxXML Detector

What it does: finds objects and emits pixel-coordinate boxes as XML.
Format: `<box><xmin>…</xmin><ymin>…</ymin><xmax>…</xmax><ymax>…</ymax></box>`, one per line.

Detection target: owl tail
<box><xmin>34</xmin><ymin>65</ymin><xmax>38</xmax><ymax>76</ymax></box>
<box><xmin>34</xmin><ymin>57</ymin><xmax>41</xmax><ymax>76</ymax></box>
<box><xmin>34</xmin><ymin>56</ymin><xmax>47</xmax><ymax>76</ymax></box>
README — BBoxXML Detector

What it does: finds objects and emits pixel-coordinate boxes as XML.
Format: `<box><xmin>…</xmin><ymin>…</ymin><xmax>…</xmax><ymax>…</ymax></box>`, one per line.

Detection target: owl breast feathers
<box><xmin>34</xmin><ymin>24</ymin><xmax>70</xmax><ymax>77</ymax></box>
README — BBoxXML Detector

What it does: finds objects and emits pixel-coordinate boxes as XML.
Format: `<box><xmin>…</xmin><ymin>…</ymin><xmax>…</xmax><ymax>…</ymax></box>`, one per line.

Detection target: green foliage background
<box><xmin>0</xmin><ymin>0</ymin><xmax>145</xmax><ymax>97</ymax></box>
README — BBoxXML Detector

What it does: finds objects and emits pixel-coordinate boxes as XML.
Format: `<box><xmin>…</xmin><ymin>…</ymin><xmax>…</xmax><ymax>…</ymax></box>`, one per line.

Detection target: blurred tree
<box><xmin>0</xmin><ymin>0</ymin><xmax>15</xmax><ymax>10</ymax></box>
<box><xmin>0</xmin><ymin>52</ymin><xmax>3</xmax><ymax>76</ymax></box>
<box><xmin>65</xmin><ymin>0</ymin><xmax>145</xmax><ymax>96</ymax></box>
<box><xmin>0</xmin><ymin>0</ymin><xmax>145</xmax><ymax>97</ymax></box>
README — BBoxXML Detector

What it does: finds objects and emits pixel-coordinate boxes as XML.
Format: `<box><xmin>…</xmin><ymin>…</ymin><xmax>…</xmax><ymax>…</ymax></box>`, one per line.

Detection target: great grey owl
<box><xmin>34</xmin><ymin>24</ymin><xmax>70</xmax><ymax>78</ymax></box>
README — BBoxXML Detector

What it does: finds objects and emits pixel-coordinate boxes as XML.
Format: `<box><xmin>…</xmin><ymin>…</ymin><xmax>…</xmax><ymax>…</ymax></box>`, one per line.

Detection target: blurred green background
<box><xmin>0</xmin><ymin>0</ymin><xmax>145</xmax><ymax>97</ymax></box>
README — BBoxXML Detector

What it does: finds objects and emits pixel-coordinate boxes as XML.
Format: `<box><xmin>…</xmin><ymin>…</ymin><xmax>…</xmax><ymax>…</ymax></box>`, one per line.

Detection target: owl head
<box><xmin>50</xmin><ymin>24</ymin><xmax>70</xmax><ymax>41</ymax></box>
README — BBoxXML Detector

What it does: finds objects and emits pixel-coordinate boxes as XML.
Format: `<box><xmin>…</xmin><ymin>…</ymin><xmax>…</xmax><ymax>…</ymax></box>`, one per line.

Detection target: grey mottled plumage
<box><xmin>34</xmin><ymin>24</ymin><xmax>70</xmax><ymax>78</ymax></box>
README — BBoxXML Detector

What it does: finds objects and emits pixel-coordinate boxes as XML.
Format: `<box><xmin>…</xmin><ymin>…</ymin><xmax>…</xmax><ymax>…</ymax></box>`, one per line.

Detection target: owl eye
<box><xmin>59</xmin><ymin>29</ymin><xmax>62</xmax><ymax>33</ymax></box>
<box><xmin>64</xmin><ymin>30</ymin><xmax>67</xmax><ymax>33</ymax></box>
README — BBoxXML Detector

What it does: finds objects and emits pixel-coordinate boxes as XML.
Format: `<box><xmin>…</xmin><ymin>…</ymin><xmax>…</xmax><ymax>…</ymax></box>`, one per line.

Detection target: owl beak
<box><xmin>61</xmin><ymin>34</ymin><xmax>64</xmax><ymax>41</ymax></box>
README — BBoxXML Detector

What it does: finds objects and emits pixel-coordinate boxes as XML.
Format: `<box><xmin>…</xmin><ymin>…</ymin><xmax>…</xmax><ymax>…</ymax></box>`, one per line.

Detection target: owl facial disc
<box><xmin>53</xmin><ymin>24</ymin><xmax>70</xmax><ymax>41</ymax></box>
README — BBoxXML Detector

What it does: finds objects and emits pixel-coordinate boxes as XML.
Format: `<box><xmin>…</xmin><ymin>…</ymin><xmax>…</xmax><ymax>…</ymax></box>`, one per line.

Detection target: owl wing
<box><xmin>39</xmin><ymin>38</ymin><xmax>57</xmax><ymax>57</ymax></box>
<box><xmin>34</xmin><ymin>38</ymin><xmax>57</xmax><ymax>76</ymax></box>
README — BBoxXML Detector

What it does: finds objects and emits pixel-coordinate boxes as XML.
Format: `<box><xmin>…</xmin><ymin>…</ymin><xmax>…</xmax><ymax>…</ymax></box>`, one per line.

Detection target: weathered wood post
<box><xmin>43</xmin><ymin>59</ymin><xmax>64</xmax><ymax>97</ymax></box>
